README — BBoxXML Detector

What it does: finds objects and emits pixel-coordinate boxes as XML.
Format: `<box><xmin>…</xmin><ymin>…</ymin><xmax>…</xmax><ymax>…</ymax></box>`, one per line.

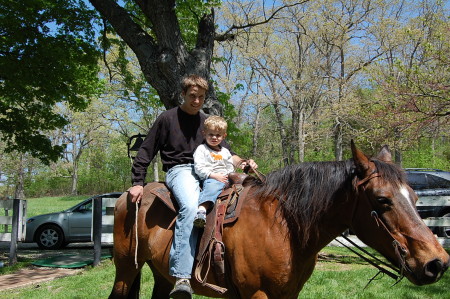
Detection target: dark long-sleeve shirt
<box><xmin>131</xmin><ymin>107</ymin><xmax>233</xmax><ymax>186</ymax></box>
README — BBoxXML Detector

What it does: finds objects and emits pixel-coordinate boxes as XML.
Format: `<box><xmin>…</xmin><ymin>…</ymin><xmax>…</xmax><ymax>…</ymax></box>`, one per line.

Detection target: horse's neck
<box><xmin>308</xmin><ymin>189</ymin><xmax>356</xmax><ymax>251</ymax></box>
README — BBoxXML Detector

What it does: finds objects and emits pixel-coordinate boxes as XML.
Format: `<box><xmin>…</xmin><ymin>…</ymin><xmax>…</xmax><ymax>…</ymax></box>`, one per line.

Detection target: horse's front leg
<box><xmin>247</xmin><ymin>290</ymin><xmax>300</xmax><ymax>299</ymax></box>
<box><xmin>248</xmin><ymin>291</ymin><xmax>269</xmax><ymax>299</ymax></box>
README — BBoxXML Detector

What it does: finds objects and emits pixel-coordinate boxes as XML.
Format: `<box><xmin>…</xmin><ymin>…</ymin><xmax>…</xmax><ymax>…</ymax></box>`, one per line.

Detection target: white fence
<box><xmin>423</xmin><ymin>217</ymin><xmax>450</xmax><ymax>248</ymax></box>
<box><xmin>1</xmin><ymin>199</ymin><xmax>27</xmax><ymax>265</ymax></box>
<box><xmin>0</xmin><ymin>199</ymin><xmax>27</xmax><ymax>242</ymax></box>
<box><xmin>416</xmin><ymin>195</ymin><xmax>450</xmax><ymax>246</ymax></box>
<box><xmin>91</xmin><ymin>196</ymin><xmax>117</xmax><ymax>243</ymax></box>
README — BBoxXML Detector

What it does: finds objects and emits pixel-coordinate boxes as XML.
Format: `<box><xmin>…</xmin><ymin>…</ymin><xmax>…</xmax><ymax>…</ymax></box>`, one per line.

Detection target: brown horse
<box><xmin>109</xmin><ymin>142</ymin><xmax>449</xmax><ymax>298</ymax></box>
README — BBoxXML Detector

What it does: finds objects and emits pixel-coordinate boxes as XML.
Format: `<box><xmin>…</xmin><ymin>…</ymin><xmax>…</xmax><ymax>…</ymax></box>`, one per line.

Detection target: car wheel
<box><xmin>36</xmin><ymin>224</ymin><xmax>65</xmax><ymax>250</ymax></box>
<box><xmin>437</xmin><ymin>213</ymin><xmax>450</xmax><ymax>238</ymax></box>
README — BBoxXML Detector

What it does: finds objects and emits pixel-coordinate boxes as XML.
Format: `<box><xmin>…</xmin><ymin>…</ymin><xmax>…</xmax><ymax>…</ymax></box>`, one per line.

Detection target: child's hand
<box><xmin>209</xmin><ymin>172</ymin><xmax>229</xmax><ymax>183</ymax></box>
<box><xmin>240</xmin><ymin>159</ymin><xmax>258</xmax><ymax>173</ymax></box>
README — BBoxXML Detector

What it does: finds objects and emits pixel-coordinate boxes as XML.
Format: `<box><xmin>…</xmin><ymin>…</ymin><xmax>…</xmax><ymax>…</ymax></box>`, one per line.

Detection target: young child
<box><xmin>193</xmin><ymin>115</ymin><xmax>235</xmax><ymax>228</ymax></box>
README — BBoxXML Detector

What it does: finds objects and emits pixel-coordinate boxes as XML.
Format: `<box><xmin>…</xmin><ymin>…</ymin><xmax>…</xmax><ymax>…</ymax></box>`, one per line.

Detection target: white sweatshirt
<box><xmin>193</xmin><ymin>144</ymin><xmax>235</xmax><ymax>180</ymax></box>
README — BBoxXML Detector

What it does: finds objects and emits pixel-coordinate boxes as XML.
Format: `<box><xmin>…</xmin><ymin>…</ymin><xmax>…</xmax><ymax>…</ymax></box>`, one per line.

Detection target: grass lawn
<box><xmin>25</xmin><ymin>195</ymin><xmax>93</xmax><ymax>218</ymax></box>
<box><xmin>0</xmin><ymin>195</ymin><xmax>89</xmax><ymax>219</ymax></box>
<box><xmin>1</xmin><ymin>196</ymin><xmax>449</xmax><ymax>298</ymax></box>
<box><xmin>1</xmin><ymin>247</ymin><xmax>449</xmax><ymax>298</ymax></box>
<box><xmin>1</xmin><ymin>195</ymin><xmax>89</xmax><ymax>235</ymax></box>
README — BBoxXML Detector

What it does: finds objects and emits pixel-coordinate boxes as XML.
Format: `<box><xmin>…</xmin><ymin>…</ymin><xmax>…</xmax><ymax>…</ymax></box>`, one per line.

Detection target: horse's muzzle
<box><xmin>422</xmin><ymin>258</ymin><xmax>449</xmax><ymax>284</ymax></box>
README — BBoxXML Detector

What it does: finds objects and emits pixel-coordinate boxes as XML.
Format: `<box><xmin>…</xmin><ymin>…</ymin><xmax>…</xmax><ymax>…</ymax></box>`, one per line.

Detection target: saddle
<box><xmin>145</xmin><ymin>173</ymin><xmax>251</xmax><ymax>294</ymax></box>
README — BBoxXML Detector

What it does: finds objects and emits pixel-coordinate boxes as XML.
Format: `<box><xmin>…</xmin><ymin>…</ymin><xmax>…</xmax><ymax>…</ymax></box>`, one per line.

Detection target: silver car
<box><xmin>24</xmin><ymin>192</ymin><xmax>122</xmax><ymax>249</ymax></box>
<box><xmin>406</xmin><ymin>168</ymin><xmax>450</xmax><ymax>238</ymax></box>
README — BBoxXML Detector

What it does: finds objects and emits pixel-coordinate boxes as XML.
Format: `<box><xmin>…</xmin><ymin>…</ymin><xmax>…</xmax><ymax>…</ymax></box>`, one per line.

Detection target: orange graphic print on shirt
<box><xmin>210</xmin><ymin>152</ymin><xmax>223</xmax><ymax>161</ymax></box>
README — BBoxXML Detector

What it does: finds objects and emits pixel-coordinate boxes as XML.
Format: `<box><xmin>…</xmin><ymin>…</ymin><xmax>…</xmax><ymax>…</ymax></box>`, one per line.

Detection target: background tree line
<box><xmin>0</xmin><ymin>0</ymin><xmax>448</xmax><ymax>198</ymax></box>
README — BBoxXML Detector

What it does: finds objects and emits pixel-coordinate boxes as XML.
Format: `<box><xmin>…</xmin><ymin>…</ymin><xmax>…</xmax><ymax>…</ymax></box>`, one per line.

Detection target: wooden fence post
<box><xmin>3</xmin><ymin>208</ymin><xmax>8</xmax><ymax>233</ymax></box>
<box><xmin>93</xmin><ymin>196</ymin><xmax>102</xmax><ymax>266</ymax></box>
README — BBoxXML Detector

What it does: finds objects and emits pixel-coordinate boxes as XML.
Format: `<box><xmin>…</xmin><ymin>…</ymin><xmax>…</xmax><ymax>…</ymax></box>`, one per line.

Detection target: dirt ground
<box><xmin>0</xmin><ymin>242</ymin><xmax>112</xmax><ymax>291</ymax></box>
<box><xmin>0</xmin><ymin>266</ymin><xmax>82</xmax><ymax>291</ymax></box>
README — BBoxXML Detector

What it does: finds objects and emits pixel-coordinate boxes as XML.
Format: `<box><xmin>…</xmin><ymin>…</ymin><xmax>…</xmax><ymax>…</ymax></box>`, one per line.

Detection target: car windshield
<box><xmin>407</xmin><ymin>172</ymin><xmax>450</xmax><ymax>190</ymax></box>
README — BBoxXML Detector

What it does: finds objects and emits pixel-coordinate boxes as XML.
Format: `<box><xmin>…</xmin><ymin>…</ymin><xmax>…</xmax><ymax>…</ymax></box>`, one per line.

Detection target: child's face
<box><xmin>204</xmin><ymin>128</ymin><xmax>226</xmax><ymax>148</ymax></box>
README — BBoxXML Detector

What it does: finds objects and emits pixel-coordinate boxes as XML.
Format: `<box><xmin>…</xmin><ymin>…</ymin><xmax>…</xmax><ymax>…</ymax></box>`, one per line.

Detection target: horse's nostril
<box><xmin>424</xmin><ymin>259</ymin><xmax>444</xmax><ymax>278</ymax></box>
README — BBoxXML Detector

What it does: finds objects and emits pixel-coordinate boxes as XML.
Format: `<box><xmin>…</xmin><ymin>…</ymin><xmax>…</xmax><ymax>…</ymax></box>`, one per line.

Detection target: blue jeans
<box><xmin>165</xmin><ymin>164</ymin><xmax>200</xmax><ymax>279</ymax></box>
<box><xmin>199</xmin><ymin>178</ymin><xmax>226</xmax><ymax>208</ymax></box>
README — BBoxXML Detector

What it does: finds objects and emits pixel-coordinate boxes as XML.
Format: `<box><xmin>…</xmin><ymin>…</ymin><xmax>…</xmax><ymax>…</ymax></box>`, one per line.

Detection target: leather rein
<box><xmin>236</xmin><ymin>159</ymin><xmax>266</xmax><ymax>182</ymax></box>
<box><xmin>338</xmin><ymin>171</ymin><xmax>410</xmax><ymax>287</ymax></box>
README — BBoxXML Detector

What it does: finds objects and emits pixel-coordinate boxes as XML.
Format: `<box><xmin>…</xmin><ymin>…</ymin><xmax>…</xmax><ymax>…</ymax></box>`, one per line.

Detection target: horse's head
<box><xmin>349</xmin><ymin>141</ymin><xmax>449</xmax><ymax>285</ymax></box>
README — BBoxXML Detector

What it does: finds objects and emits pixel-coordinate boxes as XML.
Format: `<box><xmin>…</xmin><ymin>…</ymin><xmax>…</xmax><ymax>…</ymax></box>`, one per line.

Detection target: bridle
<box><xmin>338</xmin><ymin>170</ymin><xmax>411</xmax><ymax>286</ymax></box>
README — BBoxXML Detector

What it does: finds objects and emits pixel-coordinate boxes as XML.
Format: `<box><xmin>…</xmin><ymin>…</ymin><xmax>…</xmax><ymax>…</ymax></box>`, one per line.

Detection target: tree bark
<box><xmin>88</xmin><ymin>0</ymin><xmax>223</xmax><ymax>115</ymax></box>
<box><xmin>297</xmin><ymin>111</ymin><xmax>305</xmax><ymax>163</ymax></box>
<box><xmin>272</xmin><ymin>101</ymin><xmax>290</xmax><ymax>166</ymax></box>
<box><xmin>252</xmin><ymin>104</ymin><xmax>262</xmax><ymax>157</ymax></box>
<box><xmin>14</xmin><ymin>154</ymin><xmax>25</xmax><ymax>200</ymax></box>
<box><xmin>334</xmin><ymin>118</ymin><xmax>343</xmax><ymax>161</ymax></box>
<box><xmin>70</xmin><ymin>147</ymin><xmax>82</xmax><ymax>196</ymax></box>
<box><xmin>71</xmin><ymin>163</ymin><xmax>78</xmax><ymax>195</ymax></box>
<box><xmin>152</xmin><ymin>156</ymin><xmax>159</xmax><ymax>182</ymax></box>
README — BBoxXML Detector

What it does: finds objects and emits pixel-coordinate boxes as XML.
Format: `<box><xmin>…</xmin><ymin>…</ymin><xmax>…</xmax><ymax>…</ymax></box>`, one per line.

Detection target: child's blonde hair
<box><xmin>204</xmin><ymin>115</ymin><xmax>227</xmax><ymax>133</ymax></box>
<box><xmin>181</xmin><ymin>75</ymin><xmax>209</xmax><ymax>93</ymax></box>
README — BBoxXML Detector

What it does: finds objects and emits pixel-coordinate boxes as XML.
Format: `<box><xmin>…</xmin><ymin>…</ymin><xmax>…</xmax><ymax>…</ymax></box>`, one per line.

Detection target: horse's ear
<box><xmin>376</xmin><ymin>145</ymin><xmax>392</xmax><ymax>162</ymax></box>
<box><xmin>351</xmin><ymin>140</ymin><xmax>370</xmax><ymax>175</ymax></box>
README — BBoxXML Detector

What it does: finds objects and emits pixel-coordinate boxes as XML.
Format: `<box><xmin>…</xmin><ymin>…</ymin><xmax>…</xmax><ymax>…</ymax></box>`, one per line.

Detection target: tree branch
<box><xmin>89</xmin><ymin>0</ymin><xmax>157</xmax><ymax>59</ymax></box>
<box><xmin>215</xmin><ymin>1</ymin><xmax>310</xmax><ymax>42</ymax></box>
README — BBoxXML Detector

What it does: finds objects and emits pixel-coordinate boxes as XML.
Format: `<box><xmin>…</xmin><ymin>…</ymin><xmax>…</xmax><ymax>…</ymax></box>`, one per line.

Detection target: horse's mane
<box><xmin>246</xmin><ymin>158</ymin><xmax>406</xmax><ymax>248</ymax></box>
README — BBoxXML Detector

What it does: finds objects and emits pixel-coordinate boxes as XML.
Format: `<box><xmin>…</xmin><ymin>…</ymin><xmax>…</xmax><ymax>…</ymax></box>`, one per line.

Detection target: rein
<box><xmin>135</xmin><ymin>201</ymin><xmax>139</xmax><ymax>269</ymax></box>
<box><xmin>370</xmin><ymin>210</ymin><xmax>410</xmax><ymax>280</ymax></box>
<box><xmin>336</xmin><ymin>233</ymin><xmax>400</xmax><ymax>282</ymax></box>
<box><xmin>236</xmin><ymin>159</ymin><xmax>266</xmax><ymax>182</ymax></box>
<box><xmin>344</xmin><ymin>171</ymin><xmax>410</xmax><ymax>286</ymax></box>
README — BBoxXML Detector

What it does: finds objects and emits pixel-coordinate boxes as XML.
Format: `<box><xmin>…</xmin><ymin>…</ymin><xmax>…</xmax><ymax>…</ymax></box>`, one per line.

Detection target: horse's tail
<box><xmin>109</xmin><ymin>192</ymin><xmax>143</xmax><ymax>299</ymax></box>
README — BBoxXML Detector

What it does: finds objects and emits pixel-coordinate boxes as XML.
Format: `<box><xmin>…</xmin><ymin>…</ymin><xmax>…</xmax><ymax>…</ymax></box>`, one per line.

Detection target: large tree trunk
<box><xmin>334</xmin><ymin>118</ymin><xmax>343</xmax><ymax>161</ymax></box>
<box><xmin>70</xmin><ymin>146</ymin><xmax>83</xmax><ymax>196</ymax></box>
<box><xmin>252</xmin><ymin>104</ymin><xmax>263</xmax><ymax>157</ymax></box>
<box><xmin>88</xmin><ymin>0</ymin><xmax>223</xmax><ymax>115</ymax></box>
<box><xmin>394</xmin><ymin>127</ymin><xmax>403</xmax><ymax>167</ymax></box>
<box><xmin>272</xmin><ymin>101</ymin><xmax>290</xmax><ymax>166</ymax></box>
<box><xmin>297</xmin><ymin>111</ymin><xmax>305</xmax><ymax>163</ymax></box>
<box><xmin>71</xmin><ymin>161</ymin><xmax>78</xmax><ymax>196</ymax></box>
<box><xmin>152</xmin><ymin>157</ymin><xmax>159</xmax><ymax>182</ymax></box>
<box><xmin>290</xmin><ymin>101</ymin><xmax>300</xmax><ymax>164</ymax></box>
<box><xmin>14</xmin><ymin>154</ymin><xmax>25</xmax><ymax>200</ymax></box>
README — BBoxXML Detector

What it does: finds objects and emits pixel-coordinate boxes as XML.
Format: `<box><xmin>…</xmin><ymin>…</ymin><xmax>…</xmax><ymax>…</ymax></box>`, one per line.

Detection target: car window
<box><xmin>76</xmin><ymin>200</ymin><xmax>93</xmax><ymax>212</ymax></box>
<box><xmin>406</xmin><ymin>173</ymin><xmax>428</xmax><ymax>190</ymax></box>
<box><xmin>407</xmin><ymin>172</ymin><xmax>450</xmax><ymax>190</ymax></box>
<box><xmin>426</xmin><ymin>174</ymin><xmax>450</xmax><ymax>189</ymax></box>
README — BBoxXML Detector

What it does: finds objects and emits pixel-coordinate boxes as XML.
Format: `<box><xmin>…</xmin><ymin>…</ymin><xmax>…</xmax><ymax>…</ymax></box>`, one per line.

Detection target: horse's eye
<box><xmin>377</xmin><ymin>197</ymin><xmax>392</xmax><ymax>206</ymax></box>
